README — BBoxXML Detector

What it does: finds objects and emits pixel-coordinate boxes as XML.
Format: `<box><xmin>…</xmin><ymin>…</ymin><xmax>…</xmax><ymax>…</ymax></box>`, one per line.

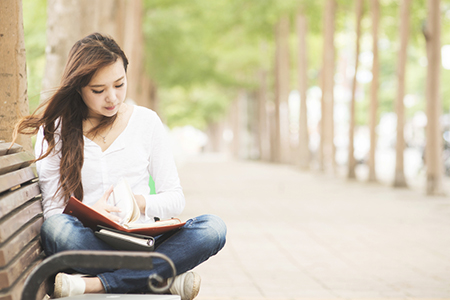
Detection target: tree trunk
<box><xmin>274</xmin><ymin>16</ymin><xmax>291</xmax><ymax>163</ymax></box>
<box><xmin>348</xmin><ymin>0</ymin><xmax>364</xmax><ymax>179</ymax></box>
<box><xmin>257</xmin><ymin>68</ymin><xmax>271</xmax><ymax>161</ymax></box>
<box><xmin>424</xmin><ymin>0</ymin><xmax>444</xmax><ymax>195</ymax></box>
<box><xmin>393</xmin><ymin>0</ymin><xmax>411</xmax><ymax>188</ymax></box>
<box><xmin>248</xmin><ymin>91</ymin><xmax>260</xmax><ymax>159</ymax></box>
<box><xmin>230</xmin><ymin>91</ymin><xmax>250</xmax><ymax>159</ymax></box>
<box><xmin>41</xmin><ymin>0</ymin><xmax>94</xmax><ymax>100</ymax></box>
<box><xmin>268</xmin><ymin>101</ymin><xmax>277</xmax><ymax>163</ymax></box>
<box><xmin>296</xmin><ymin>10</ymin><xmax>310</xmax><ymax>170</ymax></box>
<box><xmin>368</xmin><ymin>0</ymin><xmax>380</xmax><ymax>182</ymax></box>
<box><xmin>230</xmin><ymin>97</ymin><xmax>241</xmax><ymax>158</ymax></box>
<box><xmin>92</xmin><ymin>0</ymin><xmax>126</xmax><ymax>46</ymax></box>
<box><xmin>319</xmin><ymin>0</ymin><xmax>336</xmax><ymax>173</ymax></box>
<box><xmin>122</xmin><ymin>0</ymin><xmax>153</xmax><ymax>109</ymax></box>
<box><xmin>0</xmin><ymin>0</ymin><xmax>32</xmax><ymax>151</ymax></box>
<box><xmin>147</xmin><ymin>80</ymin><xmax>159</xmax><ymax>112</ymax></box>
<box><xmin>206</xmin><ymin>121</ymin><xmax>224</xmax><ymax>152</ymax></box>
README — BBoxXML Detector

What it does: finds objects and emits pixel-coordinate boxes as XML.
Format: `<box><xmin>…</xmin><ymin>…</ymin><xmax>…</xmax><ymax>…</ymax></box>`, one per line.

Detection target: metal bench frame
<box><xmin>22</xmin><ymin>251</ymin><xmax>177</xmax><ymax>300</ymax></box>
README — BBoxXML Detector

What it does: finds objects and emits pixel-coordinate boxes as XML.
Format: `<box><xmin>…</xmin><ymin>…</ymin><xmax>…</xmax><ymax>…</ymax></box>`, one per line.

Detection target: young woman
<box><xmin>13</xmin><ymin>33</ymin><xmax>226</xmax><ymax>300</ymax></box>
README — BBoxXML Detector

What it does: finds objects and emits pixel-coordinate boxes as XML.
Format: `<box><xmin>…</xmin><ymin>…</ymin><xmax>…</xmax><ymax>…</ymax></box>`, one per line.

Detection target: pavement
<box><xmin>176</xmin><ymin>154</ymin><xmax>450</xmax><ymax>300</ymax></box>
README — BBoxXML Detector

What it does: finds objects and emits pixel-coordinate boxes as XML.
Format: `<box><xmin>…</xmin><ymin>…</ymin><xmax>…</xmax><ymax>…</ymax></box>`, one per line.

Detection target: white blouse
<box><xmin>35</xmin><ymin>105</ymin><xmax>185</xmax><ymax>222</ymax></box>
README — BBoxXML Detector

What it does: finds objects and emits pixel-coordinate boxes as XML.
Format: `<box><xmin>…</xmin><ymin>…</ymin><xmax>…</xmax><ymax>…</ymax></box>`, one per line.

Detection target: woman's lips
<box><xmin>105</xmin><ymin>105</ymin><xmax>116</xmax><ymax>111</ymax></box>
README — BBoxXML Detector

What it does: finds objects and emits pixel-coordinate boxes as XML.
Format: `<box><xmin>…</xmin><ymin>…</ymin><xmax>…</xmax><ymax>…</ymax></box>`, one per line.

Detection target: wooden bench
<box><xmin>0</xmin><ymin>142</ymin><xmax>179</xmax><ymax>300</ymax></box>
<box><xmin>0</xmin><ymin>142</ymin><xmax>44</xmax><ymax>300</ymax></box>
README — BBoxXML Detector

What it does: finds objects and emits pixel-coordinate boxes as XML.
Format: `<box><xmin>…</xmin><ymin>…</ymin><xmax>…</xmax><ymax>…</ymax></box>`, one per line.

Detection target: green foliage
<box><xmin>143</xmin><ymin>6</ymin><xmax>222</xmax><ymax>88</ymax></box>
<box><xmin>21</xmin><ymin>0</ymin><xmax>450</xmax><ymax>134</ymax></box>
<box><xmin>22</xmin><ymin>0</ymin><xmax>47</xmax><ymax>113</ymax></box>
<box><xmin>302</xmin><ymin>6</ymin><xmax>322</xmax><ymax>37</ymax></box>
<box><xmin>142</xmin><ymin>0</ymin><xmax>290</xmax><ymax>128</ymax></box>
<box><xmin>159</xmin><ymin>85</ymin><xmax>232</xmax><ymax>130</ymax></box>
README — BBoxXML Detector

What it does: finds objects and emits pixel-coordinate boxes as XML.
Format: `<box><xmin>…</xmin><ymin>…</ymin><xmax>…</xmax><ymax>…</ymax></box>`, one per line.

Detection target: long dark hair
<box><xmin>13</xmin><ymin>33</ymin><xmax>128</xmax><ymax>203</ymax></box>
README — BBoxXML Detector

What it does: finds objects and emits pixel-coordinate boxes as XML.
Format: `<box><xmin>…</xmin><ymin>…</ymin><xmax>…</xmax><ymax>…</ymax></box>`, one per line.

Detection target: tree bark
<box><xmin>231</xmin><ymin>91</ymin><xmax>249</xmax><ymax>159</ymax></box>
<box><xmin>273</xmin><ymin>21</ymin><xmax>281</xmax><ymax>163</ymax></box>
<box><xmin>274</xmin><ymin>16</ymin><xmax>291</xmax><ymax>163</ymax></box>
<box><xmin>257</xmin><ymin>68</ymin><xmax>271</xmax><ymax>161</ymax></box>
<box><xmin>122</xmin><ymin>0</ymin><xmax>154</xmax><ymax>109</ymax></box>
<box><xmin>368</xmin><ymin>0</ymin><xmax>380</xmax><ymax>182</ymax></box>
<box><xmin>230</xmin><ymin>97</ymin><xmax>240</xmax><ymax>158</ymax></box>
<box><xmin>296</xmin><ymin>10</ymin><xmax>310</xmax><ymax>170</ymax></box>
<box><xmin>348</xmin><ymin>0</ymin><xmax>364</xmax><ymax>179</ymax></box>
<box><xmin>92</xmin><ymin>0</ymin><xmax>126</xmax><ymax>46</ymax></box>
<box><xmin>268</xmin><ymin>101</ymin><xmax>277</xmax><ymax>163</ymax></box>
<box><xmin>424</xmin><ymin>0</ymin><xmax>444</xmax><ymax>195</ymax></box>
<box><xmin>0</xmin><ymin>0</ymin><xmax>32</xmax><ymax>151</ymax></box>
<box><xmin>147</xmin><ymin>79</ymin><xmax>159</xmax><ymax>112</ymax></box>
<box><xmin>393</xmin><ymin>0</ymin><xmax>411</xmax><ymax>188</ymax></box>
<box><xmin>41</xmin><ymin>0</ymin><xmax>94</xmax><ymax>101</ymax></box>
<box><xmin>206</xmin><ymin>121</ymin><xmax>224</xmax><ymax>152</ymax></box>
<box><xmin>319</xmin><ymin>0</ymin><xmax>336</xmax><ymax>173</ymax></box>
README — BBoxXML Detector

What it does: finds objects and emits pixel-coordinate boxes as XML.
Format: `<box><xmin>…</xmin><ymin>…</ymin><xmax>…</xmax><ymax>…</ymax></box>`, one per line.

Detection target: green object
<box><xmin>149</xmin><ymin>176</ymin><xmax>156</xmax><ymax>195</ymax></box>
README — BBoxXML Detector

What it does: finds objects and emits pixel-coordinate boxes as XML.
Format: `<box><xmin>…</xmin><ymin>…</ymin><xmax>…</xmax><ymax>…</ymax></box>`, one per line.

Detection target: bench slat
<box><xmin>0</xmin><ymin>240</ymin><xmax>42</xmax><ymax>290</ymax></box>
<box><xmin>0</xmin><ymin>200</ymin><xmax>42</xmax><ymax>244</ymax></box>
<box><xmin>0</xmin><ymin>144</ymin><xmax>23</xmax><ymax>157</ymax></box>
<box><xmin>0</xmin><ymin>183</ymin><xmax>40</xmax><ymax>219</ymax></box>
<box><xmin>0</xmin><ymin>152</ymin><xmax>35</xmax><ymax>176</ymax></box>
<box><xmin>0</xmin><ymin>218</ymin><xmax>43</xmax><ymax>267</ymax></box>
<box><xmin>0</xmin><ymin>167</ymin><xmax>37</xmax><ymax>194</ymax></box>
<box><xmin>0</xmin><ymin>259</ymin><xmax>44</xmax><ymax>300</ymax></box>
<box><xmin>0</xmin><ymin>143</ymin><xmax>49</xmax><ymax>299</ymax></box>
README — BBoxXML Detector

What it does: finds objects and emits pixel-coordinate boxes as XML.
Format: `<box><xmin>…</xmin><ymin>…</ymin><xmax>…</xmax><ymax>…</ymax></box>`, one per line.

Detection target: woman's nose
<box><xmin>105</xmin><ymin>89</ymin><xmax>116</xmax><ymax>103</ymax></box>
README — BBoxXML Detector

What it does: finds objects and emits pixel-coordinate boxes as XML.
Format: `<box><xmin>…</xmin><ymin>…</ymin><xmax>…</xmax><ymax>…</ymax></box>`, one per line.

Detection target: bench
<box><xmin>0</xmin><ymin>142</ymin><xmax>44</xmax><ymax>300</ymax></box>
<box><xmin>0</xmin><ymin>141</ymin><xmax>179</xmax><ymax>300</ymax></box>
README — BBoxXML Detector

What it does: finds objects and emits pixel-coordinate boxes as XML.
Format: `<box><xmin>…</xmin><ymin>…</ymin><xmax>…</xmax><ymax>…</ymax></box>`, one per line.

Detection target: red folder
<box><xmin>63</xmin><ymin>196</ymin><xmax>185</xmax><ymax>237</ymax></box>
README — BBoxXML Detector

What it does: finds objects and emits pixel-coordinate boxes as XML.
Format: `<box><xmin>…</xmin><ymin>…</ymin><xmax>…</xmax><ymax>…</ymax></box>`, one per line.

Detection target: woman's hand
<box><xmin>91</xmin><ymin>185</ymin><xmax>122</xmax><ymax>223</ymax></box>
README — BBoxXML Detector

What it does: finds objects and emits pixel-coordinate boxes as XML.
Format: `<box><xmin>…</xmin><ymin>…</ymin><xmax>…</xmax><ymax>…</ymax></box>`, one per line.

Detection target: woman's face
<box><xmin>81</xmin><ymin>58</ymin><xmax>127</xmax><ymax>119</ymax></box>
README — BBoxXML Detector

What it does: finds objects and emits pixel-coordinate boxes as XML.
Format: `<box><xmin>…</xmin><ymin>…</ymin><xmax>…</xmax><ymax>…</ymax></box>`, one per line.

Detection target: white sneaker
<box><xmin>169</xmin><ymin>272</ymin><xmax>201</xmax><ymax>300</ymax></box>
<box><xmin>54</xmin><ymin>273</ymin><xmax>86</xmax><ymax>298</ymax></box>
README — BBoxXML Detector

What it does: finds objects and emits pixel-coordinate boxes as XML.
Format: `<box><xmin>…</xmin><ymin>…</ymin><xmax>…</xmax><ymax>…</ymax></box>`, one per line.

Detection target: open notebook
<box><xmin>63</xmin><ymin>179</ymin><xmax>185</xmax><ymax>236</ymax></box>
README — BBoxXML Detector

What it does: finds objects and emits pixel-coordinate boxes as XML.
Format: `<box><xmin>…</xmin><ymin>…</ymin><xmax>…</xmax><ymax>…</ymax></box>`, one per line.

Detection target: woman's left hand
<box><xmin>91</xmin><ymin>185</ymin><xmax>122</xmax><ymax>222</ymax></box>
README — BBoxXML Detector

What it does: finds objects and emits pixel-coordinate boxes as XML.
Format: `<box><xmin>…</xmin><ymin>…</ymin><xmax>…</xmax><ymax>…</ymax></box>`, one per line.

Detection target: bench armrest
<box><xmin>21</xmin><ymin>250</ymin><xmax>176</xmax><ymax>300</ymax></box>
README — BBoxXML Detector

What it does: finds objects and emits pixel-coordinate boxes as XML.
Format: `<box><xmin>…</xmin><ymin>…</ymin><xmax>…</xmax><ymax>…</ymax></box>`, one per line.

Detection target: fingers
<box><xmin>93</xmin><ymin>186</ymin><xmax>123</xmax><ymax>223</ymax></box>
<box><xmin>104</xmin><ymin>204</ymin><xmax>122</xmax><ymax>223</ymax></box>
<box><xmin>106</xmin><ymin>185</ymin><xmax>114</xmax><ymax>194</ymax></box>
<box><xmin>104</xmin><ymin>212</ymin><xmax>122</xmax><ymax>223</ymax></box>
<box><xmin>101</xmin><ymin>185</ymin><xmax>114</xmax><ymax>201</ymax></box>
<box><xmin>105</xmin><ymin>205</ymin><xmax>121</xmax><ymax>213</ymax></box>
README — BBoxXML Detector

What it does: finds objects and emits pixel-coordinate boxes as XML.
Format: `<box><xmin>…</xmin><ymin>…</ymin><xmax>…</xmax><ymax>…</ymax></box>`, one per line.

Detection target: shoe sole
<box><xmin>54</xmin><ymin>273</ymin><xmax>64</xmax><ymax>298</ymax></box>
<box><xmin>190</xmin><ymin>273</ymin><xmax>201</xmax><ymax>300</ymax></box>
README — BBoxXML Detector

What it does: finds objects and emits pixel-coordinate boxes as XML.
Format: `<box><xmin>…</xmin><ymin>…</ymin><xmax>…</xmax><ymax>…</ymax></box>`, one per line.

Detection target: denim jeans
<box><xmin>40</xmin><ymin>214</ymin><xmax>227</xmax><ymax>293</ymax></box>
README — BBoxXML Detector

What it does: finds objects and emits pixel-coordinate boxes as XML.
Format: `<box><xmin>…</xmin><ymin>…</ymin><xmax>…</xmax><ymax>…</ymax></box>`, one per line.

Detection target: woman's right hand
<box><xmin>91</xmin><ymin>185</ymin><xmax>122</xmax><ymax>223</ymax></box>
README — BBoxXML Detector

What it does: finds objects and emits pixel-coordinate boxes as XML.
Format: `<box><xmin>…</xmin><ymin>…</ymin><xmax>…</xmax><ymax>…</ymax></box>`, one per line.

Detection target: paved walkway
<box><xmin>176</xmin><ymin>154</ymin><xmax>450</xmax><ymax>300</ymax></box>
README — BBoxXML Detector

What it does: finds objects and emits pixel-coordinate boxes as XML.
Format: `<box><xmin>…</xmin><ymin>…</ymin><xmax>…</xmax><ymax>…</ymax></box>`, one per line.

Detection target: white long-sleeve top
<box><xmin>35</xmin><ymin>105</ymin><xmax>185</xmax><ymax>222</ymax></box>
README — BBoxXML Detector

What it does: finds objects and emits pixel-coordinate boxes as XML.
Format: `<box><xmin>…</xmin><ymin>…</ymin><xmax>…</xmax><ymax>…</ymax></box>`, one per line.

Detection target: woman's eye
<box><xmin>116</xmin><ymin>83</ymin><xmax>124</xmax><ymax>88</ymax></box>
<box><xmin>92</xmin><ymin>89</ymin><xmax>104</xmax><ymax>94</ymax></box>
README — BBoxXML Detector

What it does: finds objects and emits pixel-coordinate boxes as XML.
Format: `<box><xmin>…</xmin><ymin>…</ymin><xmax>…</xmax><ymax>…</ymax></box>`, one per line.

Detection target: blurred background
<box><xmin>2</xmin><ymin>2</ymin><xmax>450</xmax><ymax>297</ymax></box>
<box><xmin>12</xmin><ymin>0</ymin><xmax>450</xmax><ymax>194</ymax></box>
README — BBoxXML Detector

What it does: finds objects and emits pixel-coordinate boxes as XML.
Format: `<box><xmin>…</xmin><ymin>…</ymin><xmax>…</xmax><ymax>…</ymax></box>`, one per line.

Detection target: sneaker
<box><xmin>53</xmin><ymin>273</ymin><xmax>86</xmax><ymax>298</ymax></box>
<box><xmin>169</xmin><ymin>272</ymin><xmax>201</xmax><ymax>300</ymax></box>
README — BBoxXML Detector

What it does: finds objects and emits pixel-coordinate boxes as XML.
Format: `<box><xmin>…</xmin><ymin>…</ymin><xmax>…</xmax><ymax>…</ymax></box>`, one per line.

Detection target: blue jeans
<box><xmin>40</xmin><ymin>214</ymin><xmax>227</xmax><ymax>293</ymax></box>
